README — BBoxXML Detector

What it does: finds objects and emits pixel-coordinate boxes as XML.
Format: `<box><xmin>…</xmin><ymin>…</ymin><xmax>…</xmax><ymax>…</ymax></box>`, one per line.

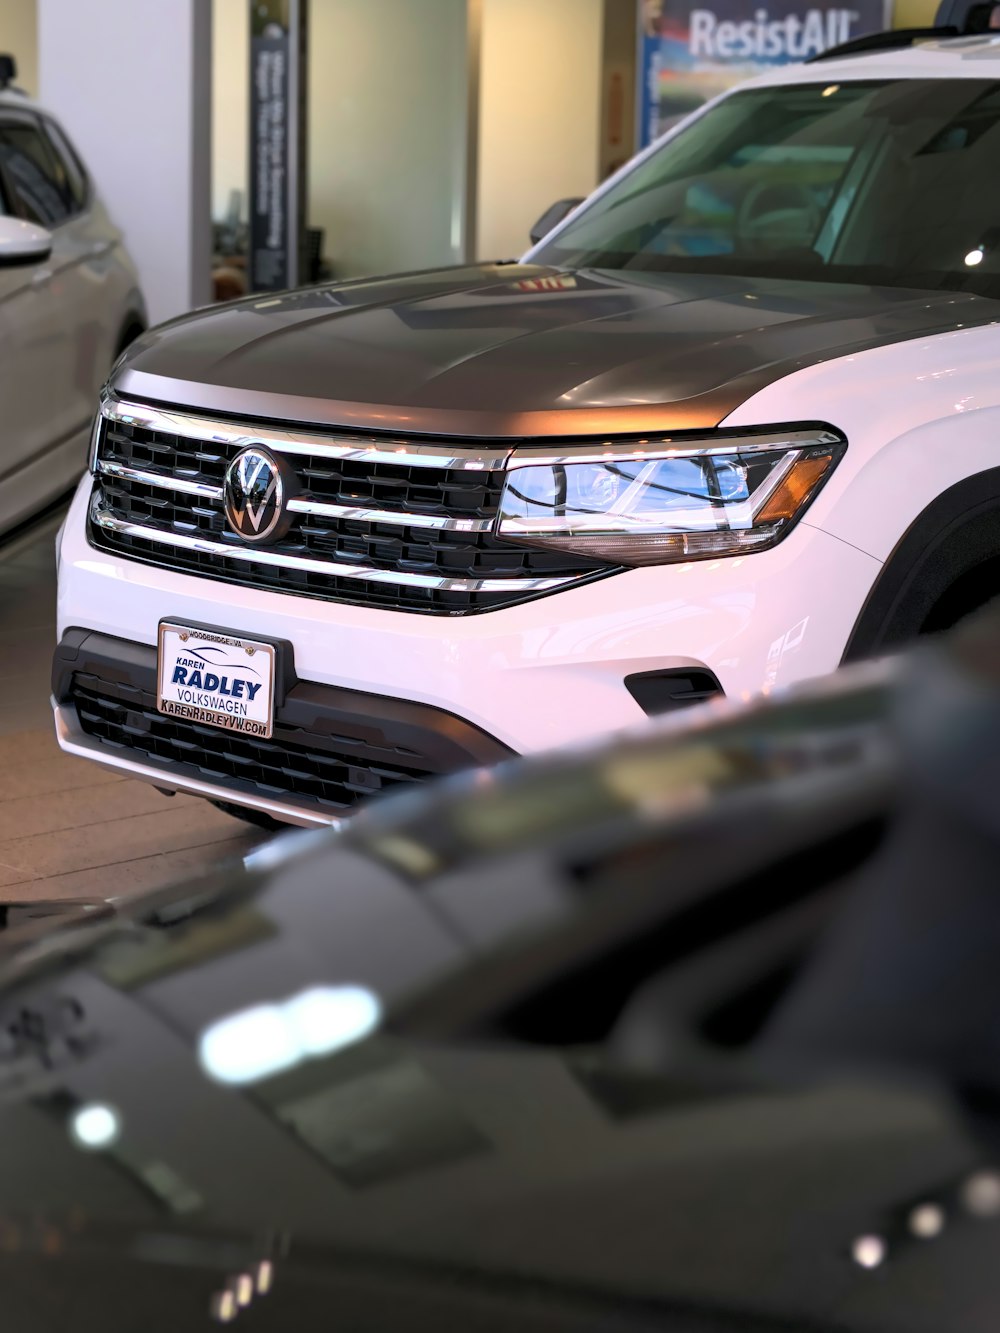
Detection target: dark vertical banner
<box><xmin>249</xmin><ymin>0</ymin><xmax>308</xmax><ymax>291</ymax></box>
<box><xmin>637</xmin><ymin>0</ymin><xmax>888</xmax><ymax>149</ymax></box>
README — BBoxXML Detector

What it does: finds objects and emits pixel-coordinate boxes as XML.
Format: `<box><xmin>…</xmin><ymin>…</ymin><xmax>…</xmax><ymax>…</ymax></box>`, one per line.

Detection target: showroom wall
<box><xmin>0</xmin><ymin>0</ymin><xmax>35</xmax><ymax>95</ymax></box>
<box><xmin>212</xmin><ymin>0</ymin><xmax>605</xmax><ymax>274</ymax></box>
<box><xmin>476</xmin><ymin>0</ymin><xmax>603</xmax><ymax>261</ymax></box>
<box><xmin>212</xmin><ymin>0</ymin><xmax>248</xmax><ymax>226</ymax></box>
<box><xmin>37</xmin><ymin>0</ymin><xmax>213</xmax><ymax>326</ymax></box>
<box><xmin>213</xmin><ymin>0</ymin><xmax>471</xmax><ymax>280</ymax></box>
<box><xmin>4</xmin><ymin>0</ymin><xmax>948</xmax><ymax>314</ymax></box>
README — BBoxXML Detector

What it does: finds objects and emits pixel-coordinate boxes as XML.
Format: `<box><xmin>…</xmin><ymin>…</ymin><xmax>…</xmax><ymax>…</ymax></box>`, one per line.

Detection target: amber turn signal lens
<box><xmin>754</xmin><ymin>452</ymin><xmax>836</xmax><ymax>524</ymax></box>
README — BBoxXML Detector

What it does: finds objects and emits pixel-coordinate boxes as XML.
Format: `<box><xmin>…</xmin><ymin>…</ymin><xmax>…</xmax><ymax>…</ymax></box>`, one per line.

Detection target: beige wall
<box><xmin>476</xmin><ymin>0</ymin><xmax>603</xmax><ymax>261</ymax></box>
<box><xmin>213</xmin><ymin>0</ymin><xmax>469</xmax><ymax>278</ymax></box>
<box><xmin>212</xmin><ymin>0</ymin><xmax>248</xmax><ymax>222</ymax></box>
<box><xmin>891</xmin><ymin>0</ymin><xmax>939</xmax><ymax>23</ymax></box>
<box><xmin>599</xmin><ymin>0</ymin><xmax>635</xmax><ymax>180</ymax></box>
<box><xmin>308</xmin><ymin>0</ymin><xmax>469</xmax><ymax>278</ymax></box>
<box><xmin>0</xmin><ymin>0</ymin><xmax>38</xmax><ymax>97</ymax></box>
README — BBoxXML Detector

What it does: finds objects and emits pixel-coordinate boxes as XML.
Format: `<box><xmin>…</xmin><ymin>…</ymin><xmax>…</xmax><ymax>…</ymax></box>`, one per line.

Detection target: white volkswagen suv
<box><xmin>51</xmin><ymin>31</ymin><xmax>1000</xmax><ymax>828</ymax></box>
<box><xmin>0</xmin><ymin>57</ymin><xmax>145</xmax><ymax>532</ymax></box>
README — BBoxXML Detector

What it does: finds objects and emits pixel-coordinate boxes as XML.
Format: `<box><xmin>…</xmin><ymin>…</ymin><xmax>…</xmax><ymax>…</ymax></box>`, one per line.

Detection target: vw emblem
<box><xmin>223</xmin><ymin>447</ymin><xmax>294</xmax><ymax>544</ymax></box>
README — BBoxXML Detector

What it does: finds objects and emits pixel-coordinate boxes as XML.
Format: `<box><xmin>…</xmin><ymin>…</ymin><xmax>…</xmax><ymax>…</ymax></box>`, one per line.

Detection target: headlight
<box><xmin>497</xmin><ymin>429</ymin><xmax>844</xmax><ymax>566</ymax></box>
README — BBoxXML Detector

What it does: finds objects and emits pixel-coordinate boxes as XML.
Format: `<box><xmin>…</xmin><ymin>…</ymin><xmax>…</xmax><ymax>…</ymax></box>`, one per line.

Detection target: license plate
<box><xmin>157</xmin><ymin>622</ymin><xmax>276</xmax><ymax>738</ymax></box>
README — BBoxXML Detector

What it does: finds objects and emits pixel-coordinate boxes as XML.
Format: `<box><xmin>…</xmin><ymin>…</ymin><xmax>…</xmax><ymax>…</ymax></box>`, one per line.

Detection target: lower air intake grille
<box><xmin>72</xmin><ymin>676</ymin><xmax>446</xmax><ymax>815</ymax></box>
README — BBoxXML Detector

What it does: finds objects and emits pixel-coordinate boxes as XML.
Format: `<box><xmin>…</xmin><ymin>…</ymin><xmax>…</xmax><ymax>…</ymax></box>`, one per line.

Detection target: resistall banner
<box><xmin>637</xmin><ymin>0</ymin><xmax>889</xmax><ymax>148</ymax></box>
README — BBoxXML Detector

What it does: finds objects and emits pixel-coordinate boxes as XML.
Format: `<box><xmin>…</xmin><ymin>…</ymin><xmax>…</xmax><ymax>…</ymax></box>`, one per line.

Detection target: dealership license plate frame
<box><xmin>157</xmin><ymin>620</ymin><xmax>278</xmax><ymax>739</ymax></box>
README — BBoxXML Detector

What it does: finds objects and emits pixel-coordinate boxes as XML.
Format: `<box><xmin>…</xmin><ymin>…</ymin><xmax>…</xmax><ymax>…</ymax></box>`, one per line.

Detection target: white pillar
<box><xmin>38</xmin><ymin>0</ymin><xmax>212</xmax><ymax>326</ymax></box>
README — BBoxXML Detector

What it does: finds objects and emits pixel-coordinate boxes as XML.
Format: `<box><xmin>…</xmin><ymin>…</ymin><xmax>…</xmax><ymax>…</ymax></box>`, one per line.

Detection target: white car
<box><xmin>51</xmin><ymin>30</ymin><xmax>1000</xmax><ymax>828</ymax></box>
<box><xmin>0</xmin><ymin>60</ymin><xmax>145</xmax><ymax>532</ymax></box>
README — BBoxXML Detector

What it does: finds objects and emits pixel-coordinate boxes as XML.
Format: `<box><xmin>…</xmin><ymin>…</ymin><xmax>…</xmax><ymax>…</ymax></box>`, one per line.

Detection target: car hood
<box><xmin>112</xmin><ymin>264</ymin><xmax>1000</xmax><ymax>437</ymax></box>
<box><xmin>0</xmin><ymin>842</ymin><xmax>982</xmax><ymax>1333</ymax></box>
<box><xmin>2</xmin><ymin>655</ymin><xmax>998</xmax><ymax>1330</ymax></box>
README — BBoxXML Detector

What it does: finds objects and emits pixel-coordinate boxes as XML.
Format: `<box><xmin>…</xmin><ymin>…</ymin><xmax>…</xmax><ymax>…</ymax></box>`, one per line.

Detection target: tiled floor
<box><xmin>0</xmin><ymin>507</ymin><xmax>261</xmax><ymax>903</ymax></box>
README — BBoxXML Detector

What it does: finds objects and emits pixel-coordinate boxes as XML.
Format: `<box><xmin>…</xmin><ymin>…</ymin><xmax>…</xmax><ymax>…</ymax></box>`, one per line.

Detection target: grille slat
<box><xmin>90</xmin><ymin>403</ymin><xmax>611</xmax><ymax>615</ymax></box>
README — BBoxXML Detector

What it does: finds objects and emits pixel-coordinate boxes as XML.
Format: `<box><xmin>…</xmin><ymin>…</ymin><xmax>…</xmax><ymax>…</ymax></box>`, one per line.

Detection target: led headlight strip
<box><xmin>497</xmin><ymin>428</ymin><xmax>844</xmax><ymax>566</ymax></box>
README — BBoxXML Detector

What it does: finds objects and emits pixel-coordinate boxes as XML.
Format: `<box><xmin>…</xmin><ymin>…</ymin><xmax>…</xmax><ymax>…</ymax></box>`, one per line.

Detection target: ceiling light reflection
<box><xmin>908</xmin><ymin>1203</ymin><xmax>945</xmax><ymax>1238</ymax></box>
<box><xmin>285</xmin><ymin>985</ymin><xmax>382</xmax><ymax>1057</ymax></box>
<box><xmin>851</xmin><ymin>1234</ymin><xmax>887</xmax><ymax>1269</ymax></box>
<box><xmin>199</xmin><ymin>985</ymin><xmax>382</xmax><ymax>1086</ymax></box>
<box><xmin>211</xmin><ymin>1290</ymin><xmax>238</xmax><ymax>1323</ymax></box>
<box><xmin>200</xmin><ymin>1003</ymin><xmax>299</xmax><ymax>1086</ymax></box>
<box><xmin>69</xmin><ymin>1102</ymin><xmax>122</xmax><ymax>1151</ymax></box>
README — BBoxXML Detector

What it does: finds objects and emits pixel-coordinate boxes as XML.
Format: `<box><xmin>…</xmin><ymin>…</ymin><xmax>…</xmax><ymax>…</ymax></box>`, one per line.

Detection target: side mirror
<box><xmin>0</xmin><ymin>217</ymin><xmax>53</xmax><ymax>266</ymax></box>
<box><xmin>0</xmin><ymin>54</ymin><xmax>16</xmax><ymax>90</ymax></box>
<box><xmin>529</xmin><ymin>197</ymin><xmax>585</xmax><ymax>246</ymax></box>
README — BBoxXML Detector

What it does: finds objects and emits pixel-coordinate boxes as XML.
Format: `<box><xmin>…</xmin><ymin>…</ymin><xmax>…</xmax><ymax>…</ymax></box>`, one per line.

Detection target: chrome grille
<box><xmin>87</xmin><ymin>401</ymin><xmax>612</xmax><ymax>615</ymax></box>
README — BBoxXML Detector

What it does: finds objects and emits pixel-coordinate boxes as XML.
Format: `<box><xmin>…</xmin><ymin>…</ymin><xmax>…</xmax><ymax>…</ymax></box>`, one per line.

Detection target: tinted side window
<box><xmin>43</xmin><ymin>119</ymin><xmax>88</xmax><ymax>211</ymax></box>
<box><xmin>0</xmin><ymin>119</ymin><xmax>71</xmax><ymax>225</ymax></box>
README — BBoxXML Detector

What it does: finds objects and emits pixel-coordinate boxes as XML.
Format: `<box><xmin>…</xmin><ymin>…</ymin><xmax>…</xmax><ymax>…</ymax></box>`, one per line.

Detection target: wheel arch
<box><xmin>842</xmin><ymin>467</ymin><xmax>1000</xmax><ymax>662</ymax></box>
<box><xmin>115</xmin><ymin>311</ymin><xmax>147</xmax><ymax>357</ymax></box>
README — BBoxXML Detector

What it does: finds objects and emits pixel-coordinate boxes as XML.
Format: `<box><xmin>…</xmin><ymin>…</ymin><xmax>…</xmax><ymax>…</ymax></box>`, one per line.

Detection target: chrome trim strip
<box><xmin>504</xmin><ymin>430</ymin><xmax>842</xmax><ymax>469</ymax></box>
<box><xmin>53</xmin><ymin>699</ymin><xmax>338</xmax><ymax>829</ymax></box>
<box><xmin>96</xmin><ymin>459</ymin><xmax>494</xmax><ymax>532</ymax></box>
<box><xmin>87</xmin><ymin>402</ymin><xmax>106</xmax><ymax>472</ymax></box>
<box><xmin>90</xmin><ymin>499</ymin><xmax>575</xmax><ymax>594</ymax></box>
<box><xmin>285</xmin><ymin>496</ymin><xmax>494</xmax><ymax>533</ymax></box>
<box><xmin>97</xmin><ymin>459</ymin><xmax>225</xmax><ymax>501</ymax></box>
<box><xmin>101</xmin><ymin>397</ymin><xmax>514</xmax><ymax>472</ymax></box>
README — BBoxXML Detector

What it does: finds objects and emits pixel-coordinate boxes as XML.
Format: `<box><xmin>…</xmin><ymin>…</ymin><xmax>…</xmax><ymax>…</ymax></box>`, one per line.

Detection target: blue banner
<box><xmin>638</xmin><ymin>0</ymin><xmax>889</xmax><ymax>148</ymax></box>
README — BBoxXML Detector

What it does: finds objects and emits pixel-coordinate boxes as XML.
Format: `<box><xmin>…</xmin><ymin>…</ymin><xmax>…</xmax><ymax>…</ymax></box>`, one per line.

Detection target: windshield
<box><xmin>536</xmin><ymin>78</ymin><xmax>1000</xmax><ymax>296</ymax></box>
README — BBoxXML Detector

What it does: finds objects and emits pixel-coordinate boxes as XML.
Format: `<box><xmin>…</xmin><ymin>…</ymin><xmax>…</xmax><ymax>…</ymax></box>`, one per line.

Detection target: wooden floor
<box><xmin>0</xmin><ymin>507</ymin><xmax>261</xmax><ymax>903</ymax></box>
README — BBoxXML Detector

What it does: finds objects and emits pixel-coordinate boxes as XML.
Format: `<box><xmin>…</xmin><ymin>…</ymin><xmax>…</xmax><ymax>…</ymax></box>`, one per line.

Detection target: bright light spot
<box><xmin>962</xmin><ymin>1170</ymin><xmax>1000</xmax><ymax>1216</ymax></box>
<box><xmin>199</xmin><ymin>985</ymin><xmax>382</xmax><ymax>1086</ymax></box>
<box><xmin>199</xmin><ymin>1003</ymin><xmax>300</xmax><ymax>1086</ymax></box>
<box><xmin>70</xmin><ymin>1102</ymin><xmax>121</xmax><ymax>1151</ymax></box>
<box><xmin>908</xmin><ymin>1203</ymin><xmax>945</xmax><ymax>1238</ymax></box>
<box><xmin>211</xmin><ymin>1290</ymin><xmax>238</xmax><ymax>1323</ymax></box>
<box><xmin>284</xmin><ymin>985</ymin><xmax>381</xmax><ymax>1057</ymax></box>
<box><xmin>822</xmin><ymin>84</ymin><xmax>840</xmax><ymax>96</ymax></box>
<box><xmin>256</xmin><ymin>1260</ymin><xmax>274</xmax><ymax>1294</ymax></box>
<box><xmin>851</xmin><ymin>1234</ymin><xmax>887</xmax><ymax>1269</ymax></box>
<box><xmin>965</xmin><ymin>248</ymin><xmax>985</xmax><ymax>267</ymax></box>
<box><xmin>242</xmin><ymin>827</ymin><xmax>334</xmax><ymax>874</ymax></box>
<box><xmin>235</xmin><ymin>1274</ymin><xmax>254</xmax><ymax>1307</ymax></box>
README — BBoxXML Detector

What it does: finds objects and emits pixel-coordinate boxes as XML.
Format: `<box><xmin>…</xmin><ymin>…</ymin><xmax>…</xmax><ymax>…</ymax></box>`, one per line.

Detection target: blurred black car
<box><xmin>4</xmin><ymin>610</ymin><xmax>1000</xmax><ymax>1332</ymax></box>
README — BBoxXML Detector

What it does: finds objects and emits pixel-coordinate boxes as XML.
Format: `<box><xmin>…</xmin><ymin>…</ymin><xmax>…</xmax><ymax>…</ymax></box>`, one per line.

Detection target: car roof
<box><xmin>0</xmin><ymin>88</ymin><xmax>44</xmax><ymax>113</ymax></box>
<box><xmin>750</xmin><ymin>31</ymin><xmax>1000</xmax><ymax>85</ymax></box>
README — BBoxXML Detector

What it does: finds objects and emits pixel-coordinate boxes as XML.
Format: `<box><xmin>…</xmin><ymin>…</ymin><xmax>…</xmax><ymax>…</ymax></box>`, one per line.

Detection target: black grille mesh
<box><xmin>71</xmin><ymin>673</ymin><xmax>434</xmax><ymax>815</ymax></box>
<box><xmin>89</xmin><ymin>416</ymin><xmax>610</xmax><ymax>614</ymax></box>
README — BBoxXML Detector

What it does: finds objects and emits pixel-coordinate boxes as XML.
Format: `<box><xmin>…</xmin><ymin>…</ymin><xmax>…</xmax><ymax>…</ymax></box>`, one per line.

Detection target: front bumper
<box><xmin>55</xmin><ymin>475</ymin><xmax>881</xmax><ymax>816</ymax></box>
<box><xmin>53</xmin><ymin>629</ymin><xmax>511</xmax><ymax>827</ymax></box>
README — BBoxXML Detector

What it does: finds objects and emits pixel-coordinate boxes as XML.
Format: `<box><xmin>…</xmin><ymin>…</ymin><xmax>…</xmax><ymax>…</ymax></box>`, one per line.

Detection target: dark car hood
<box><xmin>1</xmin><ymin>658</ymin><xmax>995</xmax><ymax>1332</ymax></box>
<box><xmin>114</xmin><ymin>265</ymin><xmax>1000</xmax><ymax>436</ymax></box>
<box><xmin>5</xmin><ymin>650</ymin><xmax>1000</xmax><ymax>1327</ymax></box>
<box><xmin>0</xmin><ymin>839</ymin><xmax>984</xmax><ymax>1333</ymax></box>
